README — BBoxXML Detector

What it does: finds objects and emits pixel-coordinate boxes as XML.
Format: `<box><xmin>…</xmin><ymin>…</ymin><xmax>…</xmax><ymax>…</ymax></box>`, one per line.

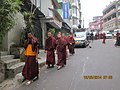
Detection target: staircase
<box><xmin>1</xmin><ymin>51</ymin><xmax>24</xmax><ymax>78</ymax></box>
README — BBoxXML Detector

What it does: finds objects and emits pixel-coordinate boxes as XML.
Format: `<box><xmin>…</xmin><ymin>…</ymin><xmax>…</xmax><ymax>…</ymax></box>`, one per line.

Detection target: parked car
<box><xmin>74</xmin><ymin>32</ymin><xmax>89</xmax><ymax>47</ymax></box>
<box><xmin>105</xmin><ymin>32</ymin><xmax>112</xmax><ymax>39</ymax></box>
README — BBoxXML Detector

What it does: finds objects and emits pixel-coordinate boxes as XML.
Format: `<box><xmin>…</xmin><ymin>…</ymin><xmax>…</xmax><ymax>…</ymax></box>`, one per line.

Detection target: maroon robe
<box><xmin>56</xmin><ymin>37</ymin><xmax>66</xmax><ymax>66</ymax></box>
<box><xmin>68</xmin><ymin>36</ymin><xmax>75</xmax><ymax>54</ymax></box>
<box><xmin>102</xmin><ymin>33</ymin><xmax>106</xmax><ymax>44</ymax></box>
<box><xmin>22</xmin><ymin>56</ymin><xmax>39</xmax><ymax>80</ymax></box>
<box><xmin>62</xmin><ymin>36</ymin><xmax>69</xmax><ymax>64</ymax></box>
<box><xmin>22</xmin><ymin>37</ymin><xmax>39</xmax><ymax>80</ymax></box>
<box><xmin>45</xmin><ymin>37</ymin><xmax>56</xmax><ymax>65</ymax></box>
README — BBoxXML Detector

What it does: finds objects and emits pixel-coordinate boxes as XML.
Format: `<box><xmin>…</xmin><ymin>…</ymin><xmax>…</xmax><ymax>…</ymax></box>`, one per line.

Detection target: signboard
<box><xmin>62</xmin><ymin>0</ymin><xmax>69</xmax><ymax>19</ymax></box>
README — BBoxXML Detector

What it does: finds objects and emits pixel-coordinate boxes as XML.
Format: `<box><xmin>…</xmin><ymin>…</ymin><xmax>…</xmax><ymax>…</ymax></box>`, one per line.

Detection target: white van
<box><xmin>74</xmin><ymin>31</ymin><xmax>89</xmax><ymax>47</ymax></box>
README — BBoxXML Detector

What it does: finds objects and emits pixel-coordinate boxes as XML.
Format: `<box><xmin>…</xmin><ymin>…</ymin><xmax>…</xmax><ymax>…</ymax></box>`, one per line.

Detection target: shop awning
<box><xmin>61</xmin><ymin>22</ymin><xmax>71</xmax><ymax>32</ymax></box>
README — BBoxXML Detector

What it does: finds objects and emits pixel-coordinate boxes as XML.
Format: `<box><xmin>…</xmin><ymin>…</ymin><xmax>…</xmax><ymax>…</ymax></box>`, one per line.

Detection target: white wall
<box><xmin>1</xmin><ymin>13</ymin><xmax>25</xmax><ymax>51</ymax></box>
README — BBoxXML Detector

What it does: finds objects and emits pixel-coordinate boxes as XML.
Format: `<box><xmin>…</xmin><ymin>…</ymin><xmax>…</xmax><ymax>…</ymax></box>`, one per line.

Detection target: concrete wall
<box><xmin>41</xmin><ymin>0</ymin><xmax>53</xmax><ymax>16</ymax></box>
<box><xmin>1</xmin><ymin>13</ymin><xmax>25</xmax><ymax>51</ymax></box>
<box><xmin>41</xmin><ymin>21</ymin><xmax>47</xmax><ymax>48</ymax></box>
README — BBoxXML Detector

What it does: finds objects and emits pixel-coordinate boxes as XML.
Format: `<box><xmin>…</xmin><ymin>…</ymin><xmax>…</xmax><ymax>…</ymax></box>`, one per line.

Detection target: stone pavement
<box><xmin>0</xmin><ymin>50</ymin><xmax>46</xmax><ymax>90</ymax></box>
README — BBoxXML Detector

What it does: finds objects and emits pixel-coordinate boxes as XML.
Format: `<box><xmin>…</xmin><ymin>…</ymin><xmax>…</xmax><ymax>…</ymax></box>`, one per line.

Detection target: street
<box><xmin>15</xmin><ymin>39</ymin><xmax>120</xmax><ymax>90</ymax></box>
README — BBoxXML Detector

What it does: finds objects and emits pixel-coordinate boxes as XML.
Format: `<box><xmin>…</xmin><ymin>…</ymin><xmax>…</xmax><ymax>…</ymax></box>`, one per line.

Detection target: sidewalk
<box><xmin>0</xmin><ymin>50</ymin><xmax>46</xmax><ymax>90</ymax></box>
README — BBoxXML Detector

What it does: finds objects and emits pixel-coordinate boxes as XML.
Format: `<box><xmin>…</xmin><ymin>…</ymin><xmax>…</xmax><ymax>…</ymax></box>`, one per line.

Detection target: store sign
<box><xmin>62</xmin><ymin>0</ymin><xmax>69</xmax><ymax>19</ymax></box>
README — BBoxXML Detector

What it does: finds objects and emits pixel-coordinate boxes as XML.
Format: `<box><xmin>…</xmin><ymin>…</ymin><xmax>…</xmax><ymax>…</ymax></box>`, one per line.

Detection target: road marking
<box><xmin>81</xmin><ymin>57</ymin><xmax>89</xmax><ymax>76</ymax></box>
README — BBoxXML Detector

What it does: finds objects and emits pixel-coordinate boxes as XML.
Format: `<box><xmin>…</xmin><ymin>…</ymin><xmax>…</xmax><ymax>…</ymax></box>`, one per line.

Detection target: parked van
<box><xmin>74</xmin><ymin>31</ymin><xmax>89</xmax><ymax>47</ymax></box>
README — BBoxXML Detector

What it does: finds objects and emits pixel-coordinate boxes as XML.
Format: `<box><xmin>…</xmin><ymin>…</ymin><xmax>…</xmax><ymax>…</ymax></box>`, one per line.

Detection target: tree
<box><xmin>0</xmin><ymin>0</ymin><xmax>22</xmax><ymax>45</ymax></box>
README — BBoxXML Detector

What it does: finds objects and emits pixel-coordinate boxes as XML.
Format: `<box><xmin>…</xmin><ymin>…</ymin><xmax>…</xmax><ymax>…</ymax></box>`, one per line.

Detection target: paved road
<box><xmin>15</xmin><ymin>39</ymin><xmax>120</xmax><ymax>90</ymax></box>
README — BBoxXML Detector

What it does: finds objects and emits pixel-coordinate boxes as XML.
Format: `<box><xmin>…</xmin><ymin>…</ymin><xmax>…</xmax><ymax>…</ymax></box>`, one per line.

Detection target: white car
<box><xmin>105</xmin><ymin>32</ymin><xmax>112</xmax><ymax>39</ymax></box>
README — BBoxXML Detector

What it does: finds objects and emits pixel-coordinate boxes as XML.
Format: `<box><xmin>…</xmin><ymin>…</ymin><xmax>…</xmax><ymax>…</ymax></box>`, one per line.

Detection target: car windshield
<box><xmin>75</xmin><ymin>32</ymin><xmax>86</xmax><ymax>38</ymax></box>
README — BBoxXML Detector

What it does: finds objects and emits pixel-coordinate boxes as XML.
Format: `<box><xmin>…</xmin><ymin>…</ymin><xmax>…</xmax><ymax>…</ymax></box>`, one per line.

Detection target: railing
<box><xmin>102</xmin><ymin>9</ymin><xmax>117</xmax><ymax>19</ymax></box>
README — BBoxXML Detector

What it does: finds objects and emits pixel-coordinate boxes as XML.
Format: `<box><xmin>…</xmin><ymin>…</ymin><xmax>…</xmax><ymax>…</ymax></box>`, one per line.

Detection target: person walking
<box><xmin>22</xmin><ymin>32</ymin><xmax>39</xmax><ymax>85</ymax></box>
<box><xmin>115</xmin><ymin>31</ymin><xmax>120</xmax><ymax>46</ymax></box>
<box><xmin>45</xmin><ymin>32</ymin><xmax>56</xmax><ymax>69</ymax></box>
<box><xmin>102</xmin><ymin>32</ymin><xmax>106</xmax><ymax>44</ymax></box>
<box><xmin>68</xmin><ymin>34</ymin><xmax>75</xmax><ymax>55</ymax></box>
<box><xmin>88</xmin><ymin>32</ymin><xmax>94</xmax><ymax>48</ymax></box>
<box><xmin>61</xmin><ymin>33</ymin><xmax>68</xmax><ymax>64</ymax></box>
<box><xmin>90</xmin><ymin>31</ymin><xmax>94</xmax><ymax>42</ymax></box>
<box><xmin>56</xmin><ymin>33</ymin><xmax>66</xmax><ymax>70</ymax></box>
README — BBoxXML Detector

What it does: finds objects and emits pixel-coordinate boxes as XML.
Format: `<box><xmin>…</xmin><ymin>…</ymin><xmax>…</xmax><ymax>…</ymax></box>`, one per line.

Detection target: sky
<box><xmin>80</xmin><ymin>0</ymin><xmax>115</xmax><ymax>28</ymax></box>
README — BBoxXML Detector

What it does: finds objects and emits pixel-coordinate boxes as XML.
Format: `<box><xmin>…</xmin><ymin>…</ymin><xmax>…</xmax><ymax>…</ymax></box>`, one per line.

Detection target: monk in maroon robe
<box><xmin>56</xmin><ymin>33</ymin><xmax>66</xmax><ymax>70</ymax></box>
<box><xmin>61</xmin><ymin>33</ymin><xmax>68</xmax><ymax>65</ymax></box>
<box><xmin>45</xmin><ymin>32</ymin><xmax>56</xmax><ymax>68</ymax></box>
<box><xmin>22</xmin><ymin>33</ymin><xmax>39</xmax><ymax>85</ymax></box>
<box><xmin>102</xmin><ymin>33</ymin><xmax>106</xmax><ymax>44</ymax></box>
<box><xmin>68</xmin><ymin>34</ymin><xmax>75</xmax><ymax>55</ymax></box>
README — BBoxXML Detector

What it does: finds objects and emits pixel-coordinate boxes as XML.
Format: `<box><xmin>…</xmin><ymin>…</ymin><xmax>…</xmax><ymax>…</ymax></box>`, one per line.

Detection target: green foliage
<box><xmin>23</xmin><ymin>11</ymin><xmax>34</xmax><ymax>33</ymax></box>
<box><xmin>49</xmin><ymin>28</ymin><xmax>56</xmax><ymax>36</ymax></box>
<box><xmin>0</xmin><ymin>0</ymin><xmax>22</xmax><ymax>45</ymax></box>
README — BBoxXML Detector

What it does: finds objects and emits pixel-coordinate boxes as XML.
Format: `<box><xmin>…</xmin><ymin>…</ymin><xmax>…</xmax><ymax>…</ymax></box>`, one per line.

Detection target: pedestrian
<box><xmin>56</xmin><ymin>33</ymin><xmax>66</xmax><ymax>70</ymax></box>
<box><xmin>22</xmin><ymin>32</ymin><xmax>40</xmax><ymax>85</ymax></box>
<box><xmin>115</xmin><ymin>31</ymin><xmax>120</xmax><ymax>46</ymax></box>
<box><xmin>88</xmin><ymin>32</ymin><xmax>94</xmax><ymax>48</ymax></box>
<box><xmin>45</xmin><ymin>32</ymin><xmax>56</xmax><ymax>69</ymax></box>
<box><xmin>62</xmin><ymin>33</ymin><xmax>69</xmax><ymax>64</ymax></box>
<box><xmin>102</xmin><ymin>32</ymin><xmax>106</xmax><ymax>44</ymax></box>
<box><xmin>90</xmin><ymin>31</ymin><xmax>94</xmax><ymax>42</ymax></box>
<box><xmin>68</xmin><ymin>34</ymin><xmax>75</xmax><ymax>55</ymax></box>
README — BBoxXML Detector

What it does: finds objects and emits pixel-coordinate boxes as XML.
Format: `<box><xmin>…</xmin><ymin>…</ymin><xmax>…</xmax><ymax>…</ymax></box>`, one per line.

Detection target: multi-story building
<box><xmin>57</xmin><ymin>0</ymin><xmax>72</xmax><ymax>33</ymax></box>
<box><xmin>102</xmin><ymin>1</ymin><xmax>118</xmax><ymax>31</ymax></box>
<box><xmin>57</xmin><ymin>0</ymin><xmax>82</xmax><ymax>33</ymax></box>
<box><xmin>117</xmin><ymin>0</ymin><xmax>120</xmax><ymax>28</ymax></box>
<box><xmin>40</xmin><ymin>0</ymin><xmax>63</xmax><ymax>47</ymax></box>
<box><xmin>71</xmin><ymin>0</ymin><xmax>81</xmax><ymax>32</ymax></box>
<box><xmin>89</xmin><ymin>16</ymin><xmax>103</xmax><ymax>31</ymax></box>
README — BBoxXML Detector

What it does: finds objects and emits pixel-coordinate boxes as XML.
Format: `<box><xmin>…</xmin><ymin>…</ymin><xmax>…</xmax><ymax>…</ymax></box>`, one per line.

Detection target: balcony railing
<box><xmin>103</xmin><ymin>18</ymin><xmax>117</xmax><ymax>27</ymax></box>
<box><xmin>102</xmin><ymin>9</ymin><xmax>117</xmax><ymax>19</ymax></box>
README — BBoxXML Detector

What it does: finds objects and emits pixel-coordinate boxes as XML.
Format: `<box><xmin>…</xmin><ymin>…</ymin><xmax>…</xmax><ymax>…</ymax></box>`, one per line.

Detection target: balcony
<box><xmin>72</xmin><ymin>13</ymin><xmax>78</xmax><ymax>19</ymax></box>
<box><xmin>71</xmin><ymin>2</ymin><xmax>77</xmax><ymax>7</ymax></box>
<box><xmin>103</xmin><ymin>1</ymin><xmax>117</xmax><ymax>13</ymax></box>
<box><xmin>102</xmin><ymin>9</ymin><xmax>117</xmax><ymax>19</ymax></box>
<box><xmin>103</xmin><ymin>18</ymin><xmax>118</xmax><ymax>30</ymax></box>
<box><xmin>72</xmin><ymin>25</ymin><xmax>78</xmax><ymax>29</ymax></box>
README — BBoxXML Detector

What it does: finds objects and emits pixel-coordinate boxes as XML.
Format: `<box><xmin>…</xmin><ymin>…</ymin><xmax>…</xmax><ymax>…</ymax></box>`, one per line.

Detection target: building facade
<box><xmin>89</xmin><ymin>16</ymin><xmax>103</xmax><ymax>31</ymax></box>
<box><xmin>71</xmin><ymin>0</ymin><xmax>81</xmax><ymax>32</ymax></box>
<box><xmin>57</xmin><ymin>0</ymin><xmax>82</xmax><ymax>33</ymax></box>
<box><xmin>40</xmin><ymin>0</ymin><xmax>63</xmax><ymax>47</ymax></box>
<box><xmin>102</xmin><ymin>1</ymin><xmax>118</xmax><ymax>31</ymax></box>
<box><xmin>117</xmin><ymin>0</ymin><xmax>120</xmax><ymax>28</ymax></box>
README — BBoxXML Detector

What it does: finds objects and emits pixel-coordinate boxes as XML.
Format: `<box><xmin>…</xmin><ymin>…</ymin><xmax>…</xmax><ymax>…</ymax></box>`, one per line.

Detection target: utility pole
<box><xmin>83</xmin><ymin>18</ymin><xmax>84</xmax><ymax>28</ymax></box>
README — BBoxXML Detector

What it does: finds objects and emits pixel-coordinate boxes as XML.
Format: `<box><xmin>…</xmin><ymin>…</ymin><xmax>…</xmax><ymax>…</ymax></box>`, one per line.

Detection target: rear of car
<box><xmin>74</xmin><ymin>32</ymin><xmax>89</xmax><ymax>47</ymax></box>
<box><xmin>105</xmin><ymin>32</ymin><xmax>112</xmax><ymax>39</ymax></box>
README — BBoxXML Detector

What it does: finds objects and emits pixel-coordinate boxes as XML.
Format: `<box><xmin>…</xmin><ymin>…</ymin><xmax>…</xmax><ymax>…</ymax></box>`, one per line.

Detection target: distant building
<box><xmin>102</xmin><ymin>1</ymin><xmax>118</xmax><ymax>31</ymax></box>
<box><xmin>89</xmin><ymin>16</ymin><xmax>103</xmax><ymax>32</ymax></box>
<box><xmin>117</xmin><ymin>0</ymin><xmax>120</xmax><ymax>28</ymax></box>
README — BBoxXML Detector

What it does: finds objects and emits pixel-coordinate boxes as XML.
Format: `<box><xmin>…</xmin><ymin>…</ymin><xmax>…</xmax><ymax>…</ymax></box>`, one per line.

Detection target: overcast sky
<box><xmin>80</xmin><ymin>0</ymin><xmax>115</xmax><ymax>28</ymax></box>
